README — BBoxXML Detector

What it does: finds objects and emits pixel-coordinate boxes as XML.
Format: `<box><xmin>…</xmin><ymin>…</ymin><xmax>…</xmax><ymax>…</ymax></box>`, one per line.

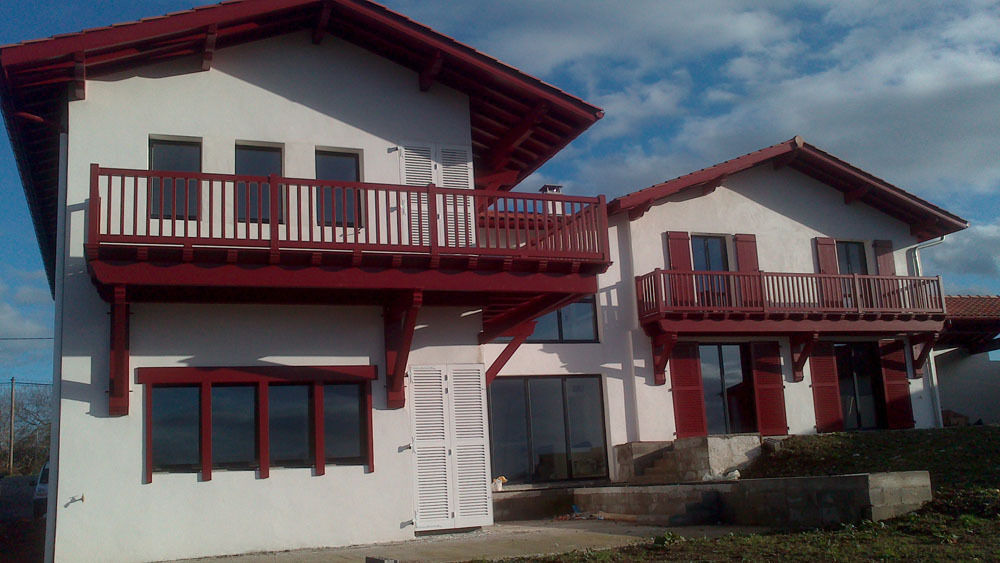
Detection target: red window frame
<box><xmin>138</xmin><ymin>365</ymin><xmax>376</xmax><ymax>483</ymax></box>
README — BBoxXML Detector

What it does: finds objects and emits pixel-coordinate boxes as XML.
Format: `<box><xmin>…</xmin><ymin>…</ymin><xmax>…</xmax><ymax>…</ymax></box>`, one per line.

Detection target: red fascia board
<box><xmin>609</xmin><ymin>137</ymin><xmax>968</xmax><ymax>238</ymax></box>
<box><xmin>137</xmin><ymin>364</ymin><xmax>377</xmax><ymax>385</ymax></box>
<box><xmin>609</xmin><ymin>139</ymin><xmax>796</xmax><ymax>215</ymax></box>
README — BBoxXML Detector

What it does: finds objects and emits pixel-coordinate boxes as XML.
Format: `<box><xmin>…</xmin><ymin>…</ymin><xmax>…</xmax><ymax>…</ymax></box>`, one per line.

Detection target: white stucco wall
<box><xmin>55</xmin><ymin>31</ymin><xmax>473</xmax><ymax>562</ymax></box>
<box><xmin>934</xmin><ymin>347</ymin><xmax>1000</xmax><ymax>424</ymax></box>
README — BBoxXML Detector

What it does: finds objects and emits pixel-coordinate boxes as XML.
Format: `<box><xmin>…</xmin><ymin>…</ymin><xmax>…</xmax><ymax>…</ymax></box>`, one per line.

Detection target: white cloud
<box><xmin>922</xmin><ymin>218</ymin><xmax>1000</xmax><ymax>278</ymax></box>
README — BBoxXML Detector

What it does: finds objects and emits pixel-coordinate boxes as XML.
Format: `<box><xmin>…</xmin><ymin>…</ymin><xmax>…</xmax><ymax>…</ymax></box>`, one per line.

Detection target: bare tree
<box><xmin>0</xmin><ymin>382</ymin><xmax>51</xmax><ymax>476</ymax></box>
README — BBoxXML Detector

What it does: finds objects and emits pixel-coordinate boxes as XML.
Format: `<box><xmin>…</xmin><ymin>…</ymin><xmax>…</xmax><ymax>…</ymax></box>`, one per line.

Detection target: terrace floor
<box><xmin>182</xmin><ymin>520</ymin><xmax>766</xmax><ymax>562</ymax></box>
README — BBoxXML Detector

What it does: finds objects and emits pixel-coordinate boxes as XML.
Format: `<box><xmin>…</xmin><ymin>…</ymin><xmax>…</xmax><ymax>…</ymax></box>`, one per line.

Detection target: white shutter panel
<box><xmin>400</xmin><ymin>144</ymin><xmax>434</xmax><ymax>247</ymax></box>
<box><xmin>448</xmin><ymin>364</ymin><xmax>493</xmax><ymax>528</ymax></box>
<box><xmin>410</xmin><ymin>365</ymin><xmax>453</xmax><ymax>530</ymax></box>
<box><xmin>438</xmin><ymin>146</ymin><xmax>475</xmax><ymax>248</ymax></box>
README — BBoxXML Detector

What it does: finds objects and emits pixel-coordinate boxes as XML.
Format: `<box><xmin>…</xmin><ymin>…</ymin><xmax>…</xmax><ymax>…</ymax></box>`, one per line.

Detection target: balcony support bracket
<box><xmin>651</xmin><ymin>331</ymin><xmax>678</xmax><ymax>386</ymax></box>
<box><xmin>485</xmin><ymin>321</ymin><xmax>536</xmax><ymax>385</ymax></box>
<box><xmin>910</xmin><ymin>332</ymin><xmax>939</xmax><ymax>378</ymax></box>
<box><xmin>791</xmin><ymin>332</ymin><xmax>820</xmax><ymax>382</ymax></box>
<box><xmin>109</xmin><ymin>285</ymin><xmax>130</xmax><ymax>416</ymax></box>
<box><xmin>384</xmin><ymin>290</ymin><xmax>422</xmax><ymax>409</ymax></box>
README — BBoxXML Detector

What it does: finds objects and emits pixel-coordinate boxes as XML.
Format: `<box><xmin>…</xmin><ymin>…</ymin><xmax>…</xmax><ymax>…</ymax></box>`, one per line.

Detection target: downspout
<box><xmin>907</xmin><ymin>235</ymin><xmax>947</xmax><ymax>427</ymax></box>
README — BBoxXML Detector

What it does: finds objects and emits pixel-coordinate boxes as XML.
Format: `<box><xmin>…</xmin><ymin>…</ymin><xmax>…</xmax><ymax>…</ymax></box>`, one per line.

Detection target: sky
<box><xmin>0</xmin><ymin>1</ymin><xmax>998</xmax><ymax>382</ymax></box>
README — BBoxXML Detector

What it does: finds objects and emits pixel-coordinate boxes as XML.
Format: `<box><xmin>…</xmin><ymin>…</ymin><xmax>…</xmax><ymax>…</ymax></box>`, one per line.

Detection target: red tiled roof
<box><xmin>608</xmin><ymin>136</ymin><xmax>968</xmax><ymax>242</ymax></box>
<box><xmin>946</xmin><ymin>296</ymin><xmax>1000</xmax><ymax>319</ymax></box>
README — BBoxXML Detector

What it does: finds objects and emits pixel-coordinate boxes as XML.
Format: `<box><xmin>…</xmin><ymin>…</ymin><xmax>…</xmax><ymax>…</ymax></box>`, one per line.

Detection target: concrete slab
<box><xmin>180</xmin><ymin>520</ymin><xmax>766</xmax><ymax>563</ymax></box>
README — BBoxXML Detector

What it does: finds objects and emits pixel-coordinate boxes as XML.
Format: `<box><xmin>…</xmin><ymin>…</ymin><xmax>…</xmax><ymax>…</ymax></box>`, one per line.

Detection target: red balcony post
<box><xmin>597</xmin><ymin>195</ymin><xmax>610</xmax><ymax>263</ymax></box>
<box><xmin>86</xmin><ymin>163</ymin><xmax>101</xmax><ymax>260</ymax></box>
<box><xmin>759</xmin><ymin>270</ymin><xmax>767</xmax><ymax>314</ymax></box>
<box><xmin>268</xmin><ymin>173</ymin><xmax>279</xmax><ymax>264</ymax></box>
<box><xmin>853</xmin><ymin>273</ymin><xmax>863</xmax><ymax>313</ymax></box>
<box><xmin>654</xmin><ymin>268</ymin><xmax>665</xmax><ymax>314</ymax></box>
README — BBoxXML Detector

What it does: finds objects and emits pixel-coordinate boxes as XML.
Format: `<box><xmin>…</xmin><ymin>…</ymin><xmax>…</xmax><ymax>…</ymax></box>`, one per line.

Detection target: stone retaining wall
<box><xmin>493</xmin><ymin>471</ymin><xmax>932</xmax><ymax>529</ymax></box>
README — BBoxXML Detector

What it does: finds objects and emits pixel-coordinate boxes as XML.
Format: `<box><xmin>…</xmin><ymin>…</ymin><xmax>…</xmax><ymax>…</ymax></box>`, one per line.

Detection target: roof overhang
<box><xmin>609</xmin><ymin>136</ymin><xmax>968</xmax><ymax>241</ymax></box>
<box><xmin>939</xmin><ymin>296</ymin><xmax>1000</xmax><ymax>353</ymax></box>
<box><xmin>0</xmin><ymin>0</ymin><xmax>603</xmax><ymax>289</ymax></box>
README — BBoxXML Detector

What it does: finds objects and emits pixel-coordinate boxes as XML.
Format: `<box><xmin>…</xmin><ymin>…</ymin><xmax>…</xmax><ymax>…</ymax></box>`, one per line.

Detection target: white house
<box><xmin>0</xmin><ymin>1</ymin><xmax>970</xmax><ymax>561</ymax></box>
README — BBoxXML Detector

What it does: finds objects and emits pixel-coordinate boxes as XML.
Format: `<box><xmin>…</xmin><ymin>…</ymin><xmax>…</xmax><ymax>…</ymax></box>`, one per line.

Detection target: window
<box><xmin>235</xmin><ymin>145</ymin><xmax>283</xmax><ymax>223</ymax></box>
<box><xmin>699</xmin><ymin>344</ymin><xmax>756</xmax><ymax>435</ymax></box>
<box><xmin>151</xmin><ymin>386</ymin><xmax>200</xmax><ymax>472</ymax></box>
<box><xmin>691</xmin><ymin>235</ymin><xmax>729</xmax><ymax>271</ymax></box>
<box><xmin>315</xmin><ymin>151</ymin><xmax>362</xmax><ymax>227</ymax></box>
<box><xmin>149</xmin><ymin>139</ymin><xmax>201</xmax><ymax>219</ymax></box>
<box><xmin>836</xmin><ymin>241</ymin><xmax>868</xmax><ymax>275</ymax></box>
<box><xmin>515</xmin><ymin>296</ymin><xmax>598</xmax><ymax>343</ymax></box>
<box><xmin>835</xmin><ymin>343</ymin><xmax>886</xmax><ymax>430</ymax></box>
<box><xmin>212</xmin><ymin>385</ymin><xmax>257</xmax><ymax>469</ymax></box>
<box><xmin>488</xmin><ymin>375</ymin><xmax>607</xmax><ymax>484</ymax></box>
<box><xmin>268</xmin><ymin>385</ymin><xmax>311</xmax><ymax>467</ymax></box>
<box><xmin>692</xmin><ymin>235</ymin><xmax>730</xmax><ymax>305</ymax></box>
<box><xmin>139</xmin><ymin>366</ymin><xmax>375</xmax><ymax>482</ymax></box>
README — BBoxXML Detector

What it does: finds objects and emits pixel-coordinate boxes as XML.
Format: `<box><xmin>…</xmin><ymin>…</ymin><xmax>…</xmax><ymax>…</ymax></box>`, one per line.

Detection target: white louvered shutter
<box><xmin>438</xmin><ymin>146</ymin><xmax>475</xmax><ymax>248</ymax></box>
<box><xmin>400</xmin><ymin>144</ymin><xmax>434</xmax><ymax>247</ymax></box>
<box><xmin>410</xmin><ymin>365</ymin><xmax>453</xmax><ymax>530</ymax></box>
<box><xmin>448</xmin><ymin>364</ymin><xmax>493</xmax><ymax>528</ymax></box>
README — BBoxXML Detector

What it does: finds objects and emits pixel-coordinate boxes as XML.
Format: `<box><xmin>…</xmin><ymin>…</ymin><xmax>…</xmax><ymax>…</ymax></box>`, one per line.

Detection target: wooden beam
<box><xmin>970</xmin><ymin>337</ymin><xmax>1000</xmax><ymax>354</ymax></box>
<box><xmin>419</xmin><ymin>50</ymin><xmax>443</xmax><ymax>92</ymax></box>
<box><xmin>108</xmin><ymin>285</ymin><xmax>130</xmax><ymax>416</ymax></box>
<box><xmin>479</xmin><ymin>292</ymin><xmax>576</xmax><ymax>344</ymax></box>
<box><xmin>844</xmin><ymin>186</ymin><xmax>868</xmax><ymax>204</ymax></box>
<box><xmin>71</xmin><ymin>52</ymin><xmax>85</xmax><ymax>101</ymax></box>
<box><xmin>651</xmin><ymin>332</ymin><xmax>678</xmax><ymax>386</ymax></box>
<box><xmin>485</xmin><ymin>321</ymin><xmax>536</xmax><ymax>385</ymax></box>
<box><xmin>483</xmin><ymin>102</ymin><xmax>549</xmax><ymax>173</ymax></box>
<box><xmin>201</xmin><ymin>25</ymin><xmax>217</xmax><ymax>71</ymax></box>
<box><xmin>312</xmin><ymin>0</ymin><xmax>333</xmax><ymax>44</ymax></box>
<box><xmin>911</xmin><ymin>332</ymin><xmax>939</xmax><ymax>377</ymax></box>
<box><xmin>384</xmin><ymin>290</ymin><xmax>422</xmax><ymax>409</ymax></box>
<box><xmin>474</xmin><ymin>169</ymin><xmax>519</xmax><ymax>191</ymax></box>
<box><xmin>791</xmin><ymin>332</ymin><xmax>819</xmax><ymax>382</ymax></box>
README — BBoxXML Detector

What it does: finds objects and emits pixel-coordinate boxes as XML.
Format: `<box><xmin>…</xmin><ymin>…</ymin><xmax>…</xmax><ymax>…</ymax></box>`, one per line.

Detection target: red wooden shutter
<box><xmin>667</xmin><ymin>231</ymin><xmax>692</xmax><ymax>270</ymax></box>
<box><xmin>815</xmin><ymin>237</ymin><xmax>838</xmax><ymax>274</ymax></box>
<box><xmin>670</xmin><ymin>342</ymin><xmax>707</xmax><ymax>438</ymax></box>
<box><xmin>873</xmin><ymin>240</ymin><xmax>896</xmax><ymax>275</ymax></box>
<box><xmin>734</xmin><ymin>234</ymin><xmax>761</xmax><ymax>308</ymax></box>
<box><xmin>879</xmin><ymin>339</ymin><xmax>914</xmax><ymax>429</ymax></box>
<box><xmin>751</xmin><ymin>342</ymin><xmax>788</xmax><ymax>436</ymax></box>
<box><xmin>809</xmin><ymin>342</ymin><xmax>844</xmax><ymax>433</ymax></box>
<box><xmin>666</xmin><ymin>231</ymin><xmax>695</xmax><ymax>307</ymax></box>
<box><xmin>734</xmin><ymin>234</ymin><xmax>759</xmax><ymax>271</ymax></box>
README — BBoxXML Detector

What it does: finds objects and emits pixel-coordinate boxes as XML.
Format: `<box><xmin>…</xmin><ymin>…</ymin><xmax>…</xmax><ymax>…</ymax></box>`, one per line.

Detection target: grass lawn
<box><xmin>500</xmin><ymin>426</ymin><xmax>1000</xmax><ymax>562</ymax></box>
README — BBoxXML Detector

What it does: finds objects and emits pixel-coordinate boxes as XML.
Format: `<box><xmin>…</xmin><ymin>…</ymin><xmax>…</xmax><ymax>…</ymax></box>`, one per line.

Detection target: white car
<box><xmin>33</xmin><ymin>461</ymin><xmax>48</xmax><ymax>519</ymax></box>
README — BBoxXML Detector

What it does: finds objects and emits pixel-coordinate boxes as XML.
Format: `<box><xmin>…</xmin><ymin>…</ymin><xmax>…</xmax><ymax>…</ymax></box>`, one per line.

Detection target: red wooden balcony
<box><xmin>85</xmin><ymin>165</ymin><xmax>610</xmax><ymax>276</ymax></box>
<box><xmin>635</xmin><ymin>269</ymin><xmax>946</xmax><ymax>334</ymax></box>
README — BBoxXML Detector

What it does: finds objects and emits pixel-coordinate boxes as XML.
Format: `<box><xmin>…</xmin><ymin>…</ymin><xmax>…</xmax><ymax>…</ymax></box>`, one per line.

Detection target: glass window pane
<box><xmin>316</xmin><ymin>152</ymin><xmax>360</xmax><ymax>227</ymax></box>
<box><xmin>528</xmin><ymin>379</ymin><xmax>569</xmax><ymax>481</ymax></box>
<box><xmin>488</xmin><ymin>379</ymin><xmax>530</xmax><ymax>484</ymax></box>
<box><xmin>565</xmin><ymin>378</ymin><xmax>607</xmax><ymax>479</ymax></box>
<box><xmin>212</xmin><ymin>386</ymin><xmax>257</xmax><ymax>469</ymax></box>
<box><xmin>152</xmin><ymin>386</ymin><xmax>200</xmax><ymax>471</ymax></box>
<box><xmin>324</xmin><ymin>384</ymin><xmax>362</xmax><ymax>460</ymax></box>
<box><xmin>150</xmin><ymin>141</ymin><xmax>200</xmax><ymax>219</ymax></box>
<box><xmin>560</xmin><ymin>299</ymin><xmax>597</xmax><ymax>341</ymax></box>
<box><xmin>836</xmin><ymin>242</ymin><xmax>868</xmax><ymax>275</ymax></box>
<box><xmin>722</xmin><ymin>345</ymin><xmax>756</xmax><ymax>433</ymax></box>
<box><xmin>692</xmin><ymin>236</ymin><xmax>728</xmax><ymax>272</ymax></box>
<box><xmin>269</xmin><ymin>385</ymin><xmax>311</xmax><ymax>467</ymax></box>
<box><xmin>699</xmin><ymin>345</ymin><xmax>728</xmax><ymax>435</ymax></box>
<box><xmin>526</xmin><ymin>311</ymin><xmax>559</xmax><ymax>342</ymax></box>
<box><xmin>236</xmin><ymin>146</ymin><xmax>282</xmax><ymax>223</ymax></box>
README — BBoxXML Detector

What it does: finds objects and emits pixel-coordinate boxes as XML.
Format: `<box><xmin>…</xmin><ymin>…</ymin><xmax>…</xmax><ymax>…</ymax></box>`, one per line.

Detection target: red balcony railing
<box><xmin>87</xmin><ymin>165</ymin><xmax>610</xmax><ymax>264</ymax></box>
<box><xmin>635</xmin><ymin>269</ymin><xmax>945</xmax><ymax>319</ymax></box>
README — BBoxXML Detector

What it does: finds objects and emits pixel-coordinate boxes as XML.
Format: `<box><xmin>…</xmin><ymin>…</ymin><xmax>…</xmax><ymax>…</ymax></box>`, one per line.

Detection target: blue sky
<box><xmin>1</xmin><ymin>1</ymin><xmax>998</xmax><ymax>382</ymax></box>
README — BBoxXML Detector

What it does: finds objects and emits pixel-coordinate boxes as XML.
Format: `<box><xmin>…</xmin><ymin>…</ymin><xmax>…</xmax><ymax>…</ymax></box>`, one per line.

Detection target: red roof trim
<box><xmin>945</xmin><ymin>296</ymin><xmax>1000</xmax><ymax>320</ymax></box>
<box><xmin>609</xmin><ymin>136</ymin><xmax>968</xmax><ymax>241</ymax></box>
